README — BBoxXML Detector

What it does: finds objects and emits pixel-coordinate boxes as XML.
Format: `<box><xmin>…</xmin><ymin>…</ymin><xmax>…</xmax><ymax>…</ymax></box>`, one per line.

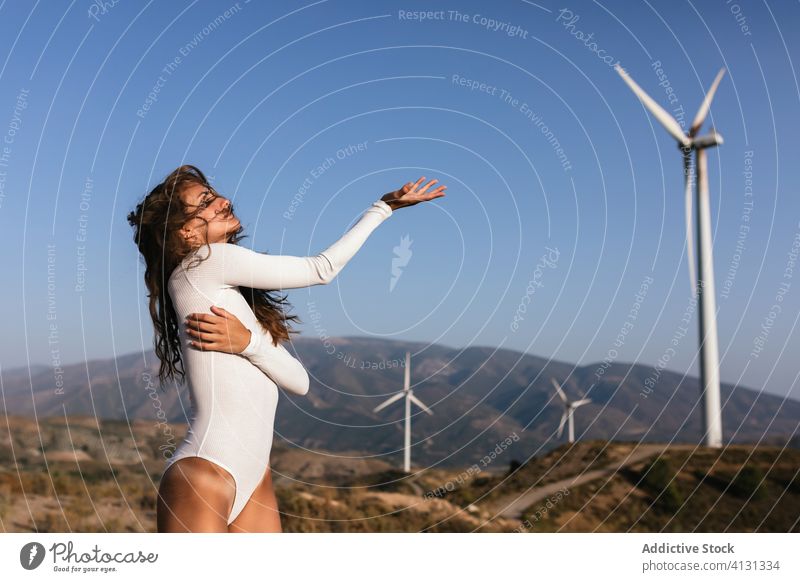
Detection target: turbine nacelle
<box><xmin>688</xmin><ymin>130</ymin><xmax>724</xmax><ymax>150</ymax></box>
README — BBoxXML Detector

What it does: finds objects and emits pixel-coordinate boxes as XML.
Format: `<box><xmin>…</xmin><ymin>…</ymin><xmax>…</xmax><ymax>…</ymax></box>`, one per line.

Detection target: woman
<box><xmin>127</xmin><ymin>165</ymin><xmax>446</xmax><ymax>532</ymax></box>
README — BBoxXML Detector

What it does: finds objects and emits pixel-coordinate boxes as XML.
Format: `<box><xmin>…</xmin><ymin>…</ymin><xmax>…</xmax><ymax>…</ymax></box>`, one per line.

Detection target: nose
<box><xmin>217</xmin><ymin>198</ymin><xmax>231</xmax><ymax>214</ymax></box>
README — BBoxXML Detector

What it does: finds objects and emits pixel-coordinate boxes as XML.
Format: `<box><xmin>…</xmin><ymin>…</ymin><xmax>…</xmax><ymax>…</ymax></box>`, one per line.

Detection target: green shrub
<box><xmin>640</xmin><ymin>457</ymin><xmax>683</xmax><ymax>513</ymax></box>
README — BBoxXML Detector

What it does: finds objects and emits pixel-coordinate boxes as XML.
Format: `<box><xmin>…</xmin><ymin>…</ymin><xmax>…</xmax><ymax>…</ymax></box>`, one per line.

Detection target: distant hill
<box><xmin>2</xmin><ymin>337</ymin><xmax>798</xmax><ymax>466</ymax></box>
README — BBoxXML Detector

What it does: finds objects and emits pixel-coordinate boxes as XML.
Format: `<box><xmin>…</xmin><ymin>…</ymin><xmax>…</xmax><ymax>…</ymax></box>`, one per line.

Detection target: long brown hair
<box><xmin>127</xmin><ymin>164</ymin><xmax>300</xmax><ymax>388</ymax></box>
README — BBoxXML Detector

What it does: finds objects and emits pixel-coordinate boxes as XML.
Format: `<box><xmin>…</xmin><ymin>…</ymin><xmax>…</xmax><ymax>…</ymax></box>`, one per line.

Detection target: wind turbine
<box><xmin>615</xmin><ymin>64</ymin><xmax>725</xmax><ymax>448</ymax></box>
<box><xmin>373</xmin><ymin>351</ymin><xmax>433</xmax><ymax>473</ymax></box>
<box><xmin>551</xmin><ymin>378</ymin><xmax>591</xmax><ymax>444</ymax></box>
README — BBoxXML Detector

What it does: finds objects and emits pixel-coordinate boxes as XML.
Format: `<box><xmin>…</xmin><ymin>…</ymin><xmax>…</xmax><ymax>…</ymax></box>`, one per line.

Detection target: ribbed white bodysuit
<box><xmin>164</xmin><ymin>199</ymin><xmax>393</xmax><ymax>524</ymax></box>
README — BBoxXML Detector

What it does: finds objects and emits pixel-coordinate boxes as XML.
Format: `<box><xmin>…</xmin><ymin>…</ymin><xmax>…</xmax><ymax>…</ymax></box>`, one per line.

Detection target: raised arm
<box><xmin>206</xmin><ymin>199</ymin><xmax>393</xmax><ymax>291</ymax></box>
<box><xmin>239</xmin><ymin>327</ymin><xmax>310</xmax><ymax>396</ymax></box>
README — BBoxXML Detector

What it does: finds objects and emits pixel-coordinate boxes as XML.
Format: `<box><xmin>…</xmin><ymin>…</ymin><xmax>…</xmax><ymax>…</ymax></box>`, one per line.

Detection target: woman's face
<box><xmin>179</xmin><ymin>182</ymin><xmax>241</xmax><ymax>246</ymax></box>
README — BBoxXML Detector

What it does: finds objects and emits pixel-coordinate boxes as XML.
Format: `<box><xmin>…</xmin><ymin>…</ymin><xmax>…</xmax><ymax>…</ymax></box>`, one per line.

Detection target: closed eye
<box><xmin>198</xmin><ymin>190</ymin><xmax>217</xmax><ymax>208</ymax></box>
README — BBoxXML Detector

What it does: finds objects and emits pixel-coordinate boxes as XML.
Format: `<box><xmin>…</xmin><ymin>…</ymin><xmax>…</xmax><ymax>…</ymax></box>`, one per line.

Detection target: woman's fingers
<box><xmin>407</xmin><ymin>176</ymin><xmax>428</xmax><ymax>195</ymax></box>
<box><xmin>431</xmin><ymin>185</ymin><xmax>447</xmax><ymax>199</ymax></box>
<box><xmin>186</xmin><ymin>308</ymin><xmax>240</xmax><ymax>351</ymax></box>
<box><xmin>413</xmin><ymin>178</ymin><xmax>445</xmax><ymax>194</ymax></box>
<box><xmin>209</xmin><ymin>305</ymin><xmax>232</xmax><ymax>319</ymax></box>
<box><xmin>187</xmin><ymin>312</ymin><xmax>223</xmax><ymax>323</ymax></box>
<box><xmin>187</xmin><ymin>321</ymin><xmax>233</xmax><ymax>339</ymax></box>
<box><xmin>415</xmin><ymin>178</ymin><xmax>438</xmax><ymax>196</ymax></box>
<box><xmin>186</xmin><ymin>327</ymin><xmax>222</xmax><ymax>341</ymax></box>
<box><xmin>190</xmin><ymin>338</ymin><xmax>221</xmax><ymax>350</ymax></box>
<box><xmin>405</xmin><ymin>178</ymin><xmax>447</xmax><ymax>201</ymax></box>
<box><xmin>186</xmin><ymin>312</ymin><xmax>227</xmax><ymax>333</ymax></box>
<box><xmin>422</xmin><ymin>184</ymin><xmax>446</xmax><ymax>198</ymax></box>
<box><xmin>191</xmin><ymin>333</ymin><xmax>240</xmax><ymax>351</ymax></box>
<box><xmin>186</xmin><ymin>320</ymin><xmax>219</xmax><ymax>335</ymax></box>
<box><xmin>189</xmin><ymin>338</ymin><xmax>207</xmax><ymax>350</ymax></box>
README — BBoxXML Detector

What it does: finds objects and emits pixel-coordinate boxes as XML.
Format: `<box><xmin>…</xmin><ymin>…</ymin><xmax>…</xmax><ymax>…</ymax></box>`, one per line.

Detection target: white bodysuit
<box><xmin>165</xmin><ymin>199</ymin><xmax>393</xmax><ymax>524</ymax></box>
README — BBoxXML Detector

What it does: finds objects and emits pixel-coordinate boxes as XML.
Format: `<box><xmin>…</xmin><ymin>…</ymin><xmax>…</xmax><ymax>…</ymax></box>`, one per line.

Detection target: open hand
<box><xmin>381</xmin><ymin>176</ymin><xmax>447</xmax><ymax>210</ymax></box>
<box><xmin>184</xmin><ymin>306</ymin><xmax>252</xmax><ymax>354</ymax></box>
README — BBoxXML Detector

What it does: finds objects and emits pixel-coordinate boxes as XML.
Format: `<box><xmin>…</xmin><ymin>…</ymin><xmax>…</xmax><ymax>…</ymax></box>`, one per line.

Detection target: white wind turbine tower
<box><xmin>551</xmin><ymin>378</ymin><xmax>592</xmax><ymax>444</ymax></box>
<box><xmin>373</xmin><ymin>351</ymin><xmax>433</xmax><ymax>473</ymax></box>
<box><xmin>615</xmin><ymin>64</ymin><xmax>725</xmax><ymax>448</ymax></box>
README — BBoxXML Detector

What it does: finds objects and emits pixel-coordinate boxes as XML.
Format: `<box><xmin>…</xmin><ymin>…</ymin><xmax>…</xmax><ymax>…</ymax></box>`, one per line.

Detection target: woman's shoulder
<box><xmin>182</xmin><ymin>242</ymin><xmax>256</xmax><ymax>273</ymax></box>
<box><xmin>193</xmin><ymin>242</ymin><xmax>246</xmax><ymax>257</ymax></box>
<box><xmin>206</xmin><ymin>242</ymin><xmax>255</xmax><ymax>257</ymax></box>
<box><xmin>168</xmin><ymin>244</ymin><xmax>228</xmax><ymax>280</ymax></box>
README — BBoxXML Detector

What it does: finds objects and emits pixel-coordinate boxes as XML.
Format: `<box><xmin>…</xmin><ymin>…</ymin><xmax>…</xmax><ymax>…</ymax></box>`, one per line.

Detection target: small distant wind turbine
<box><xmin>551</xmin><ymin>378</ymin><xmax>591</xmax><ymax>444</ymax></box>
<box><xmin>615</xmin><ymin>64</ymin><xmax>725</xmax><ymax>448</ymax></box>
<box><xmin>373</xmin><ymin>351</ymin><xmax>433</xmax><ymax>473</ymax></box>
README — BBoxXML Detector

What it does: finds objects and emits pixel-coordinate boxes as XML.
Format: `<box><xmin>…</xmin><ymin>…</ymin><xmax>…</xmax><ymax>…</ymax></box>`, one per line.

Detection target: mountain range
<box><xmin>2</xmin><ymin>337</ymin><xmax>798</xmax><ymax>467</ymax></box>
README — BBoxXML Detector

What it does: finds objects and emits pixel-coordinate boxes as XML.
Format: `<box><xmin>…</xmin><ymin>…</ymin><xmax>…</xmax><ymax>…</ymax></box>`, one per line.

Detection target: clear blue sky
<box><xmin>1</xmin><ymin>0</ymin><xmax>798</xmax><ymax>399</ymax></box>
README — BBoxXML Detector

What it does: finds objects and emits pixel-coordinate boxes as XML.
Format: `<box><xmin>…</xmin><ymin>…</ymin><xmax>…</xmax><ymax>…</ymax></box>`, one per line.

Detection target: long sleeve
<box><xmin>239</xmin><ymin>328</ymin><xmax>310</xmax><ymax>396</ymax></box>
<box><xmin>206</xmin><ymin>199</ymin><xmax>393</xmax><ymax>290</ymax></box>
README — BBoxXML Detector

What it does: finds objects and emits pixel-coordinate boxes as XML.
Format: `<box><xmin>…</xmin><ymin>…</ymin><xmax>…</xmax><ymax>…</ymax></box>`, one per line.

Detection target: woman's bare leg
<box><xmin>228</xmin><ymin>467</ymin><xmax>282</xmax><ymax>533</ymax></box>
<box><xmin>157</xmin><ymin>457</ymin><xmax>236</xmax><ymax>533</ymax></box>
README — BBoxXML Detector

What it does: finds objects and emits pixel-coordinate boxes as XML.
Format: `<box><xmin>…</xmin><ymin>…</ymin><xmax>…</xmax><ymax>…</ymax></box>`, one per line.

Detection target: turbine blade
<box><xmin>573</xmin><ymin>399</ymin><xmax>592</xmax><ymax>407</ymax></box>
<box><xmin>409</xmin><ymin>393</ymin><xmax>433</xmax><ymax>415</ymax></box>
<box><xmin>551</xmin><ymin>378</ymin><xmax>567</xmax><ymax>402</ymax></box>
<box><xmin>373</xmin><ymin>392</ymin><xmax>404</xmax><ymax>413</ymax></box>
<box><xmin>690</xmin><ymin>68</ymin><xmax>726</xmax><ymax>137</ymax></box>
<box><xmin>557</xmin><ymin>412</ymin><xmax>568</xmax><ymax>438</ymax></box>
<box><xmin>615</xmin><ymin>64</ymin><xmax>691</xmax><ymax>147</ymax></box>
<box><xmin>684</xmin><ymin>154</ymin><xmax>698</xmax><ymax>298</ymax></box>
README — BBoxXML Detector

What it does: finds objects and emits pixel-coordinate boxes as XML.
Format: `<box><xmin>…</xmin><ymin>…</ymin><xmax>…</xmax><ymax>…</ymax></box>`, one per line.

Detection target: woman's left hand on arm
<box><xmin>185</xmin><ymin>306</ymin><xmax>251</xmax><ymax>353</ymax></box>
